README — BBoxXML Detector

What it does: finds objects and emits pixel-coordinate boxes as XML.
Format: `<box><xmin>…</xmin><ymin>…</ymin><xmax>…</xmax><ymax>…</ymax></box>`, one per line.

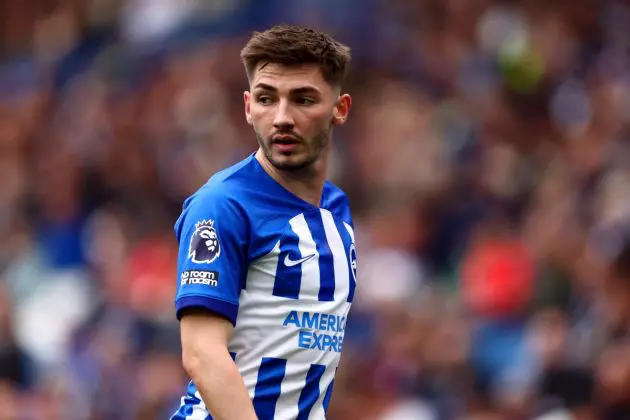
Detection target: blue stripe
<box><xmin>296</xmin><ymin>364</ymin><xmax>326</xmax><ymax>420</ymax></box>
<box><xmin>170</xmin><ymin>387</ymin><xmax>204</xmax><ymax>420</ymax></box>
<box><xmin>253</xmin><ymin>357</ymin><xmax>287</xmax><ymax>419</ymax></box>
<box><xmin>333</xmin><ymin>218</ymin><xmax>356</xmax><ymax>302</ymax></box>
<box><xmin>170</xmin><ymin>402</ymin><xmax>189</xmax><ymax>420</ymax></box>
<box><xmin>186</xmin><ymin>381</ymin><xmax>198</xmax><ymax>396</ymax></box>
<box><xmin>273</xmin><ymin>226</ymin><xmax>302</xmax><ymax>299</ymax></box>
<box><xmin>322</xmin><ymin>379</ymin><xmax>335</xmax><ymax>412</ymax></box>
<box><xmin>305</xmin><ymin>212</ymin><xmax>335</xmax><ymax>301</ymax></box>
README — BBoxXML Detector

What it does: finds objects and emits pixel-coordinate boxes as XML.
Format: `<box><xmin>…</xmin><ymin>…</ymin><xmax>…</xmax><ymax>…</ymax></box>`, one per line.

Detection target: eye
<box><xmin>295</xmin><ymin>97</ymin><xmax>315</xmax><ymax>105</ymax></box>
<box><xmin>257</xmin><ymin>96</ymin><xmax>273</xmax><ymax>105</ymax></box>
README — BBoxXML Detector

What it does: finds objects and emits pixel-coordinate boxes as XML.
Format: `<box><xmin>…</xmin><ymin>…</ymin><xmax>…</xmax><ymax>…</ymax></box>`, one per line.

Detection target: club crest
<box><xmin>189</xmin><ymin>220</ymin><xmax>221</xmax><ymax>264</ymax></box>
<box><xmin>349</xmin><ymin>243</ymin><xmax>357</xmax><ymax>281</ymax></box>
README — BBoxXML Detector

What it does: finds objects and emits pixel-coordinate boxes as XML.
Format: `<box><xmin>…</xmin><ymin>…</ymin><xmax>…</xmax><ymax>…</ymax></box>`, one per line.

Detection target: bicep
<box><xmin>180</xmin><ymin>308</ymin><xmax>234</xmax><ymax>373</ymax></box>
<box><xmin>180</xmin><ymin>307</ymin><xmax>233</xmax><ymax>350</ymax></box>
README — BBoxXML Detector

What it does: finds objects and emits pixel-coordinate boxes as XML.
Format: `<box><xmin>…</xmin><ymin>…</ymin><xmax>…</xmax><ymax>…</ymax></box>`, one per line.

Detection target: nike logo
<box><xmin>284</xmin><ymin>253</ymin><xmax>316</xmax><ymax>267</ymax></box>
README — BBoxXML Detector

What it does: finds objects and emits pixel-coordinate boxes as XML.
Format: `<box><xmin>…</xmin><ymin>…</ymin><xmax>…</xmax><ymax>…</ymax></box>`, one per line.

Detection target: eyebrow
<box><xmin>253</xmin><ymin>83</ymin><xmax>321</xmax><ymax>95</ymax></box>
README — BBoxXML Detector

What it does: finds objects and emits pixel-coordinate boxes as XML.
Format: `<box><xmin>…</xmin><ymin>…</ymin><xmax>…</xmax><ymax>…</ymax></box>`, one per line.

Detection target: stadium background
<box><xmin>1</xmin><ymin>0</ymin><xmax>630</xmax><ymax>418</ymax></box>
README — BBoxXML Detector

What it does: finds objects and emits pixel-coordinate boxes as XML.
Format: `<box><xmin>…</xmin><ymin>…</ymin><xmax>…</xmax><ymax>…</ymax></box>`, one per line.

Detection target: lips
<box><xmin>271</xmin><ymin>135</ymin><xmax>301</xmax><ymax>153</ymax></box>
<box><xmin>272</xmin><ymin>135</ymin><xmax>300</xmax><ymax>144</ymax></box>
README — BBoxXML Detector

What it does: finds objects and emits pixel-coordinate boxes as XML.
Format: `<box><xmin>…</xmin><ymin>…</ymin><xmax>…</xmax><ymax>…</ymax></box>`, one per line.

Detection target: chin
<box><xmin>269</xmin><ymin>154</ymin><xmax>313</xmax><ymax>171</ymax></box>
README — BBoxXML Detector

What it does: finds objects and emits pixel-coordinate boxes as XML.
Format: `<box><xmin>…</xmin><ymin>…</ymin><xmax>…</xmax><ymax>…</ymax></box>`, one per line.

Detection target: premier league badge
<box><xmin>189</xmin><ymin>220</ymin><xmax>221</xmax><ymax>264</ymax></box>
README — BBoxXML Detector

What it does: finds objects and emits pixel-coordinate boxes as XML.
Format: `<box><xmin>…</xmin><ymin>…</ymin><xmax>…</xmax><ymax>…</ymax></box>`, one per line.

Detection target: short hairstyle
<box><xmin>240</xmin><ymin>24</ymin><xmax>351</xmax><ymax>88</ymax></box>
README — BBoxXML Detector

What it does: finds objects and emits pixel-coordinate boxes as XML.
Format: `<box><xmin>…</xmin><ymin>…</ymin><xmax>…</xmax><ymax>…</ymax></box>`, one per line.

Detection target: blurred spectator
<box><xmin>1</xmin><ymin>0</ymin><xmax>630</xmax><ymax>418</ymax></box>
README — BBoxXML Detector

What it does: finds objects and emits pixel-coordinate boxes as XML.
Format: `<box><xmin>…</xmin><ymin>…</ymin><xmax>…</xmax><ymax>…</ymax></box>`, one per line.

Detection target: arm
<box><xmin>180</xmin><ymin>308</ymin><xmax>257</xmax><ymax>420</ymax></box>
<box><xmin>173</xmin><ymin>187</ymin><xmax>253</xmax><ymax>418</ymax></box>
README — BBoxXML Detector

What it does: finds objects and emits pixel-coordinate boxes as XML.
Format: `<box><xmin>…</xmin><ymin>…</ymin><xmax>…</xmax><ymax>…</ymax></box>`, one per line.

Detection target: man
<box><xmin>170</xmin><ymin>25</ymin><xmax>356</xmax><ymax>420</ymax></box>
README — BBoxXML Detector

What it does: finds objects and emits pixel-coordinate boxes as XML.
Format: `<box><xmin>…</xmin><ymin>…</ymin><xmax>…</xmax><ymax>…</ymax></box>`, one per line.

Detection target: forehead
<box><xmin>251</xmin><ymin>63</ymin><xmax>332</xmax><ymax>93</ymax></box>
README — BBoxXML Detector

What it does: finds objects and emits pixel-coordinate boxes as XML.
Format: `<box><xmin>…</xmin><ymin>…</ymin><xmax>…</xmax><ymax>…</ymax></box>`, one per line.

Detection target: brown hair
<box><xmin>240</xmin><ymin>24</ymin><xmax>351</xmax><ymax>88</ymax></box>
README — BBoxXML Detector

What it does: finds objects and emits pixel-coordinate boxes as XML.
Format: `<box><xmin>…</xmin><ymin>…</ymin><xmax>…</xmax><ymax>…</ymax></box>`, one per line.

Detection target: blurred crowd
<box><xmin>2</xmin><ymin>0</ymin><xmax>630</xmax><ymax>419</ymax></box>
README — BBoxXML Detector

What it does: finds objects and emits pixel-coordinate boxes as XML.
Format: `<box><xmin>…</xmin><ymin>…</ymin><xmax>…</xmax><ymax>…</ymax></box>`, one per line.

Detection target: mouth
<box><xmin>272</xmin><ymin>135</ymin><xmax>300</xmax><ymax>144</ymax></box>
<box><xmin>272</xmin><ymin>135</ymin><xmax>301</xmax><ymax>153</ymax></box>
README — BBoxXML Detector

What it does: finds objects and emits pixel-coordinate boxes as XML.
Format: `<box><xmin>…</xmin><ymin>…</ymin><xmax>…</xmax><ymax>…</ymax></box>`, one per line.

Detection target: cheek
<box><xmin>298</xmin><ymin>111</ymin><xmax>334</xmax><ymax>131</ymax></box>
<box><xmin>249</xmin><ymin>108</ymin><xmax>271</xmax><ymax>126</ymax></box>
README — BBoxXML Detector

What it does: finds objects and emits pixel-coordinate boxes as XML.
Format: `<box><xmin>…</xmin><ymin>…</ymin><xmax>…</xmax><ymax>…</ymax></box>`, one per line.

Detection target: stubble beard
<box><xmin>255</xmin><ymin>125</ymin><xmax>332</xmax><ymax>173</ymax></box>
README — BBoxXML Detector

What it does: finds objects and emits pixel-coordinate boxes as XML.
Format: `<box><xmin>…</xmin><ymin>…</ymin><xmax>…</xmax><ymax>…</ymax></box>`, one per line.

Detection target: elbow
<box><xmin>182</xmin><ymin>346</ymin><xmax>205</xmax><ymax>380</ymax></box>
<box><xmin>182</xmin><ymin>341</ymin><xmax>230</xmax><ymax>381</ymax></box>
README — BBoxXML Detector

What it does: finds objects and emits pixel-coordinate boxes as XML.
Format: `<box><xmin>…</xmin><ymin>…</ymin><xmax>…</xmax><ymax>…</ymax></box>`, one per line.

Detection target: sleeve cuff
<box><xmin>175</xmin><ymin>296</ymin><xmax>239</xmax><ymax>325</ymax></box>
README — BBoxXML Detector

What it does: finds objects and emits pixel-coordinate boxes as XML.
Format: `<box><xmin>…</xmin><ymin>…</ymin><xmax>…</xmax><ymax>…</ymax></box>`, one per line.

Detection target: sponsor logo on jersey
<box><xmin>283</xmin><ymin>253</ymin><xmax>316</xmax><ymax>267</ymax></box>
<box><xmin>283</xmin><ymin>310</ymin><xmax>346</xmax><ymax>353</ymax></box>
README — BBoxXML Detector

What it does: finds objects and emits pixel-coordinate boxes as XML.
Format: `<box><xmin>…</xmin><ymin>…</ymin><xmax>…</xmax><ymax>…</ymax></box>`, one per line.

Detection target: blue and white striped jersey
<box><xmin>171</xmin><ymin>154</ymin><xmax>357</xmax><ymax>420</ymax></box>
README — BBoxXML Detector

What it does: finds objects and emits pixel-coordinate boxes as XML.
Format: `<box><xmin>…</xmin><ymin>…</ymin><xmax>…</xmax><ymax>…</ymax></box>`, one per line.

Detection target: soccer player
<box><xmin>170</xmin><ymin>25</ymin><xmax>357</xmax><ymax>420</ymax></box>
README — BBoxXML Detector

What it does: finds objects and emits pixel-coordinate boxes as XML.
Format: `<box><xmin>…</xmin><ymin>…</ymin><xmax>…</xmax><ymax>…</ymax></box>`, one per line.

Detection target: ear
<box><xmin>332</xmin><ymin>94</ymin><xmax>352</xmax><ymax>125</ymax></box>
<box><xmin>244</xmin><ymin>91</ymin><xmax>252</xmax><ymax>125</ymax></box>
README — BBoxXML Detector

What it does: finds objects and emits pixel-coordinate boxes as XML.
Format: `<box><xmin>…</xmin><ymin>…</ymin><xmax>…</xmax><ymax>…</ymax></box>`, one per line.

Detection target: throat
<box><xmin>255</xmin><ymin>149</ymin><xmax>324</xmax><ymax>206</ymax></box>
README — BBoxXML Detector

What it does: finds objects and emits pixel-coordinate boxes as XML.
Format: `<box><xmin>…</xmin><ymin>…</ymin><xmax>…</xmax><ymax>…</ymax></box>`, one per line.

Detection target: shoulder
<box><xmin>175</xmin><ymin>156</ymin><xmax>258</xmax><ymax>239</ymax></box>
<box><xmin>206</xmin><ymin>154</ymin><xmax>258</xmax><ymax>188</ymax></box>
<box><xmin>322</xmin><ymin>180</ymin><xmax>353</xmax><ymax>225</ymax></box>
<box><xmin>188</xmin><ymin>154</ymin><xmax>259</xmax><ymax>208</ymax></box>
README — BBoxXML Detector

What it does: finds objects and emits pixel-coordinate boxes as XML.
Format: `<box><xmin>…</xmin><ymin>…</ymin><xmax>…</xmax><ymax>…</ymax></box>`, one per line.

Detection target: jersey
<box><xmin>170</xmin><ymin>154</ymin><xmax>357</xmax><ymax>420</ymax></box>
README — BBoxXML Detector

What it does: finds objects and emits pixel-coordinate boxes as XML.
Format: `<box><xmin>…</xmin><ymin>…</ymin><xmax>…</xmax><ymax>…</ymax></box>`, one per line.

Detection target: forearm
<box><xmin>186</xmin><ymin>348</ymin><xmax>258</xmax><ymax>420</ymax></box>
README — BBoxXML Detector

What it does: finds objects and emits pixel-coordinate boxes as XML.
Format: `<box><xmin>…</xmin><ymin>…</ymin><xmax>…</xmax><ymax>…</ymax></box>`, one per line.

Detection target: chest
<box><xmin>248</xmin><ymin>209</ymin><xmax>357</xmax><ymax>304</ymax></box>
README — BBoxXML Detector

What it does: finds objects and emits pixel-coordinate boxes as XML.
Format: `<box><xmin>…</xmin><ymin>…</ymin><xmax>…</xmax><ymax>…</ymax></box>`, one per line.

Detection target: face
<box><xmin>244</xmin><ymin>63</ymin><xmax>351</xmax><ymax>172</ymax></box>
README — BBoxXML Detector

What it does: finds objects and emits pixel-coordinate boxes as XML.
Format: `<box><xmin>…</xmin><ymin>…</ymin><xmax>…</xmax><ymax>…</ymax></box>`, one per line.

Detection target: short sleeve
<box><xmin>174</xmin><ymin>188</ymin><xmax>248</xmax><ymax>325</ymax></box>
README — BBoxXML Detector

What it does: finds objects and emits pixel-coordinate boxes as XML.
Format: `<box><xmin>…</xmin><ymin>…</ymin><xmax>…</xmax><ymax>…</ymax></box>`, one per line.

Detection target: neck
<box><xmin>255</xmin><ymin>149</ymin><xmax>327</xmax><ymax>207</ymax></box>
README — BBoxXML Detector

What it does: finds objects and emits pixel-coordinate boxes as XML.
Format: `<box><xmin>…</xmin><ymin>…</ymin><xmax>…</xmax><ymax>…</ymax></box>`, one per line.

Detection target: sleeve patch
<box><xmin>180</xmin><ymin>270</ymin><xmax>220</xmax><ymax>287</ymax></box>
<box><xmin>188</xmin><ymin>219</ymin><xmax>221</xmax><ymax>264</ymax></box>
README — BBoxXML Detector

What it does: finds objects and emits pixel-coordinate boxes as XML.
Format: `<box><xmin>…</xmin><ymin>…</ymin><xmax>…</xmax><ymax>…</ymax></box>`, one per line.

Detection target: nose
<box><xmin>273</xmin><ymin>100</ymin><xmax>295</xmax><ymax>130</ymax></box>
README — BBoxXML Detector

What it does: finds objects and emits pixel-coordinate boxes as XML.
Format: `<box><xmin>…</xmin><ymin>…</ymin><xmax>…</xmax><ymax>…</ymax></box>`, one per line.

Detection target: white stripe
<box><xmin>187</xmin><ymin>390</ymin><xmax>208</xmax><ymax>419</ymax></box>
<box><xmin>289</xmin><ymin>213</ymin><xmax>320</xmax><ymax>300</ymax></box>
<box><xmin>240</xmin><ymin>355</ymin><xmax>262</xmax><ymax>401</ymax></box>
<box><xmin>246</xmin><ymin>240</ymin><xmax>281</xmax><ymax>295</ymax></box>
<box><xmin>277</xmin><ymin>360</ymin><xmax>308</xmax><ymax>420</ymax></box>
<box><xmin>171</xmin><ymin>397</ymin><xmax>187</xmax><ymax>419</ymax></box>
<box><xmin>343</xmin><ymin>222</ymin><xmax>354</xmax><ymax>242</ymax></box>
<box><xmin>320</xmin><ymin>209</ymin><xmax>349</xmax><ymax>302</ymax></box>
<box><xmin>308</xmin><ymin>365</ymin><xmax>337</xmax><ymax>420</ymax></box>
